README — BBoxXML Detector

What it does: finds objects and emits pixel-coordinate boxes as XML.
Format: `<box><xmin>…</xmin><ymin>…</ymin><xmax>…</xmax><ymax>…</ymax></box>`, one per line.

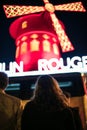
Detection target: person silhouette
<box><xmin>21</xmin><ymin>75</ymin><xmax>76</xmax><ymax>130</ymax></box>
<box><xmin>0</xmin><ymin>71</ymin><xmax>23</xmax><ymax>130</ymax></box>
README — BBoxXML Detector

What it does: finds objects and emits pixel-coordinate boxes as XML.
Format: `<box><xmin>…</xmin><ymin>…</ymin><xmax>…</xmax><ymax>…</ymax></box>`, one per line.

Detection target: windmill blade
<box><xmin>43</xmin><ymin>0</ymin><xmax>75</xmax><ymax>52</ymax></box>
<box><xmin>3</xmin><ymin>5</ymin><xmax>45</xmax><ymax>18</ymax></box>
<box><xmin>55</xmin><ymin>2</ymin><xmax>86</xmax><ymax>12</ymax></box>
<box><xmin>50</xmin><ymin>13</ymin><xmax>74</xmax><ymax>52</ymax></box>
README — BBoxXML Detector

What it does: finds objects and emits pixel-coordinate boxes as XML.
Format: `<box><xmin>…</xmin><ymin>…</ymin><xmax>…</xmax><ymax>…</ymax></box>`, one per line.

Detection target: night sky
<box><xmin>0</xmin><ymin>0</ymin><xmax>87</xmax><ymax>64</ymax></box>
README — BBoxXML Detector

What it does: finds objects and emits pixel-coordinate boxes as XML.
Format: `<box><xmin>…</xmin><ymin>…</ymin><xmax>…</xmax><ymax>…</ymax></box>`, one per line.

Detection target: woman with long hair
<box><xmin>21</xmin><ymin>75</ymin><xmax>76</xmax><ymax>130</ymax></box>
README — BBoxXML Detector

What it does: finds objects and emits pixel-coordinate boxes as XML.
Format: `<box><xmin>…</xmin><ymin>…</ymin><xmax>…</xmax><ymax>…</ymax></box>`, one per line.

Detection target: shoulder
<box><xmin>61</xmin><ymin>107</ymin><xmax>74</xmax><ymax>117</ymax></box>
<box><xmin>70</xmin><ymin>107</ymin><xmax>79</xmax><ymax>111</ymax></box>
<box><xmin>62</xmin><ymin>107</ymin><xmax>73</xmax><ymax>113</ymax></box>
<box><xmin>24</xmin><ymin>100</ymin><xmax>35</xmax><ymax>109</ymax></box>
<box><xmin>5</xmin><ymin>93</ymin><xmax>21</xmax><ymax>104</ymax></box>
<box><xmin>69</xmin><ymin>107</ymin><xmax>80</xmax><ymax>115</ymax></box>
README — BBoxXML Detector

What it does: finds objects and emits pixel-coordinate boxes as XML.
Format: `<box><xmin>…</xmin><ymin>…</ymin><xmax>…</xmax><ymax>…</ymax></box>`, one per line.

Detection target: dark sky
<box><xmin>0</xmin><ymin>0</ymin><xmax>87</xmax><ymax>63</ymax></box>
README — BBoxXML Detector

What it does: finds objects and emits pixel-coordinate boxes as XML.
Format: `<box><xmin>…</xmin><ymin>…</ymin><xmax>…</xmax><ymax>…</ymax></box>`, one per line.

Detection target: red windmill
<box><xmin>3</xmin><ymin>0</ymin><xmax>86</xmax><ymax>71</ymax></box>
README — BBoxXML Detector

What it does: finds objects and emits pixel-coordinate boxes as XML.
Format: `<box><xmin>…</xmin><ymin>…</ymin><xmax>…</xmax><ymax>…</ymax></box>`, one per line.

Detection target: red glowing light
<box><xmin>15</xmin><ymin>30</ymin><xmax>61</xmax><ymax>71</ymax></box>
<box><xmin>3</xmin><ymin>0</ymin><xmax>86</xmax><ymax>71</ymax></box>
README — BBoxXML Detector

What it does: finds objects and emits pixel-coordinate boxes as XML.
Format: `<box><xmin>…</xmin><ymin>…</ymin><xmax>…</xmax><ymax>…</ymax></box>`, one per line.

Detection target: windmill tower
<box><xmin>3</xmin><ymin>0</ymin><xmax>86</xmax><ymax>71</ymax></box>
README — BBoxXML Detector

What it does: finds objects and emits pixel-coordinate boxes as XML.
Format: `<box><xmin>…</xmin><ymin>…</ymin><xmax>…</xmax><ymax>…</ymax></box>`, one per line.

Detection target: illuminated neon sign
<box><xmin>0</xmin><ymin>61</ymin><xmax>23</xmax><ymax>73</ymax></box>
<box><xmin>38</xmin><ymin>56</ymin><xmax>87</xmax><ymax>70</ymax></box>
<box><xmin>0</xmin><ymin>56</ymin><xmax>87</xmax><ymax>77</ymax></box>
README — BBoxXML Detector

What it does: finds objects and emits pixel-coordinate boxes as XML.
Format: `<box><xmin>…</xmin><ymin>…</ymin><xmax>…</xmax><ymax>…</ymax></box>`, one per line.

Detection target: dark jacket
<box><xmin>70</xmin><ymin>107</ymin><xmax>84</xmax><ymax>130</ymax></box>
<box><xmin>21</xmin><ymin>101</ymin><xmax>76</xmax><ymax>130</ymax></box>
<box><xmin>0</xmin><ymin>90</ymin><xmax>23</xmax><ymax>130</ymax></box>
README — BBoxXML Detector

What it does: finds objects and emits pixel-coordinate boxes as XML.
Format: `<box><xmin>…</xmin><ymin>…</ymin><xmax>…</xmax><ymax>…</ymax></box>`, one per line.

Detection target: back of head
<box><xmin>0</xmin><ymin>71</ymin><xmax>9</xmax><ymax>90</ymax></box>
<box><xmin>31</xmin><ymin>75</ymin><xmax>68</xmax><ymax>109</ymax></box>
<box><xmin>36</xmin><ymin>75</ymin><xmax>54</xmax><ymax>90</ymax></box>
<box><xmin>34</xmin><ymin>75</ymin><xmax>60</xmax><ymax>97</ymax></box>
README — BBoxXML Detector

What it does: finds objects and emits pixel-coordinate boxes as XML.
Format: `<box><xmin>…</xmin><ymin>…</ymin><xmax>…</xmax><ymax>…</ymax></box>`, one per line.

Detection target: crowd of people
<box><xmin>0</xmin><ymin>71</ymin><xmax>84</xmax><ymax>130</ymax></box>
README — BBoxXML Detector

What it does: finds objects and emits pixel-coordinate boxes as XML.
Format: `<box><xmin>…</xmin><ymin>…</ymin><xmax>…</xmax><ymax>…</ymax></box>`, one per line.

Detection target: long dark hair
<box><xmin>30</xmin><ymin>75</ymin><xmax>68</xmax><ymax>111</ymax></box>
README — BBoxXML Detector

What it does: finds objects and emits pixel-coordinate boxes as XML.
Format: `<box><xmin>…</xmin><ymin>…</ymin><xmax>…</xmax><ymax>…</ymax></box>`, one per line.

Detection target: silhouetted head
<box><xmin>0</xmin><ymin>72</ymin><xmax>9</xmax><ymax>90</ymax></box>
<box><xmin>31</xmin><ymin>75</ymin><xmax>68</xmax><ymax>109</ymax></box>
<box><xmin>34</xmin><ymin>75</ymin><xmax>62</xmax><ymax>96</ymax></box>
